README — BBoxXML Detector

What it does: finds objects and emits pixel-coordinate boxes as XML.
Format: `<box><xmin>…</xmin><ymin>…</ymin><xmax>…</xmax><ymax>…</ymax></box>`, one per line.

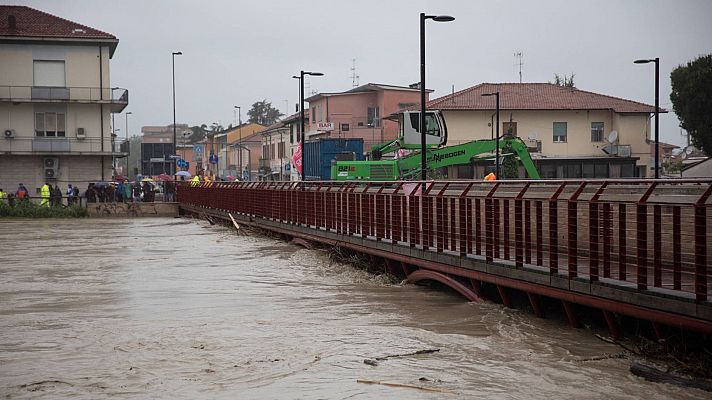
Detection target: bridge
<box><xmin>177</xmin><ymin>179</ymin><xmax>712</xmax><ymax>338</ymax></box>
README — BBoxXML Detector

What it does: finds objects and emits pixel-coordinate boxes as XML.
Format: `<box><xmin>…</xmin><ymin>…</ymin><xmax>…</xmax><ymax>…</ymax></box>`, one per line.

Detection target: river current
<box><xmin>0</xmin><ymin>218</ymin><xmax>706</xmax><ymax>399</ymax></box>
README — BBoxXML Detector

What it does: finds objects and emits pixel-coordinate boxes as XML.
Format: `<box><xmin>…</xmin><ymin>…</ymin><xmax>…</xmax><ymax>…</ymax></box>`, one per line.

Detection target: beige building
<box><xmin>259</xmin><ymin>120</ymin><xmax>290</xmax><ymax>180</ymax></box>
<box><xmin>0</xmin><ymin>6</ymin><xmax>128</xmax><ymax>193</ymax></box>
<box><xmin>414</xmin><ymin>83</ymin><xmax>661</xmax><ymax>179</ymax></box>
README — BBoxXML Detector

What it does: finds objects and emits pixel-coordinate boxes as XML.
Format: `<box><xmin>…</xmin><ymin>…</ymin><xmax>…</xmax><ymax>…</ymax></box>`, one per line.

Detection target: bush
<box><xmin>0</xmin><ymin>201</ymin><xmax>88</xmax><ymax>218</ymax></box>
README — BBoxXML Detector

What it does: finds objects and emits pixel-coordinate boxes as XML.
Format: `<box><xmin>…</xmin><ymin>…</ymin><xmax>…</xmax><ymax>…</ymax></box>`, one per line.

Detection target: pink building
<box><xmin>304</xmin><ymin>83</ymin><xmax>430</xmax><ymax>150</ymax></box>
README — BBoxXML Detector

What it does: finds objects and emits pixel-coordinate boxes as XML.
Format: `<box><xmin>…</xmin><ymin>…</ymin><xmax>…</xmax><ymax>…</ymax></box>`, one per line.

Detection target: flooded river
<box><xmin>0</xmin><ymin>218</ymin><xmax>707</xmax><ymax>399</ymax></box>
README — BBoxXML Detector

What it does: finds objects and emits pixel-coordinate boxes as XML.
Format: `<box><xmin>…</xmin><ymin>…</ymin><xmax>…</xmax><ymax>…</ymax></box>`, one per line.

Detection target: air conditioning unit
<box><xmin>3</xmin><ymin>129</ymin><xmax>15</xmax><ymax>139</ymax></box>
<box><xmin>43</xmin><ymin>157</ymin><xmax>59</xmax><ymax>179</ymax></box>
<box><xmin>76</xmin><ymin>127</ymin><xmax>86</xmax><ymax>139</ymax></box>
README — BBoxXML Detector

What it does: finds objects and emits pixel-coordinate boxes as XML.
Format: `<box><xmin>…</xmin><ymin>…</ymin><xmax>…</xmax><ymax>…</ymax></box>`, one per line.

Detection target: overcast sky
<box><xmin>13</xmin><ymin>0</ymin><xmax>712</xmax><ymax>146</ymax></box>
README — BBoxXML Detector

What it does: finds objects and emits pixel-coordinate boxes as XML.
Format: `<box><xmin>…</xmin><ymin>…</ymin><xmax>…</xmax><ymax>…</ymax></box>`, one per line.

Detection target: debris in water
<box><xmin>363</xmin><ymin>359</ymin><xmax>378</xmax><ymax>366</ymax></box>
<box><xmin>356</xmin><ymin>379</ymin><xmax>455</xmax><ymax>394</ymax></box>
<box><xmin>375</xmin><ymin>348</ymin><xmax>440</xmax><ymax>361</ymax></box>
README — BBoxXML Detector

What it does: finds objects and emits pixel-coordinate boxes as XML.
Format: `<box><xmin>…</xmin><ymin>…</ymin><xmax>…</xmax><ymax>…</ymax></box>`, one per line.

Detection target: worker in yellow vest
<box><xmin>191</xmin><ymin>175</ymin><xmax>200</xmax><ymax>187</ymax></box>
<box><xmin>484</xmin><ymin>172</ymin><xmax>497</xmax><ymax>181</ymax></box>
<box><xmin>40</xmin><ymin>182</ymin><xmax>51</xmax><ymax>206</ymax></box>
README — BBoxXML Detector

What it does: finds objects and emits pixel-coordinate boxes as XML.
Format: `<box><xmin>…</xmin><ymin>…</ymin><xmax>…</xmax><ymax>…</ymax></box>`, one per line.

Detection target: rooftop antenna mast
<box><xmin>514</xmin><ymin>51</ymin><xmax>524</xmax><ymax>83</ymax></box>
<box><xmin>350</xmin><ymin>58</ymin><xmax>360</xmax><ymax>88</ymax></box>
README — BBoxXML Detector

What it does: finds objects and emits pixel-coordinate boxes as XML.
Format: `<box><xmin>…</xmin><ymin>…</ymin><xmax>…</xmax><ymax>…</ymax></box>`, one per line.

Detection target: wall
<box><xmin>0</xmin><ymin>154</ymin><xmax>111</xmax><ymax>194</ymax></box>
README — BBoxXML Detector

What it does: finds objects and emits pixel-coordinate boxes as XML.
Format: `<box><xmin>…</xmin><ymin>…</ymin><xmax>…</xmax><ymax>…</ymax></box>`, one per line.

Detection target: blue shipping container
<box><xmin>303</xmin><ymin>138</ymin><xmax>364</xmax><ymax>180</ymax></box>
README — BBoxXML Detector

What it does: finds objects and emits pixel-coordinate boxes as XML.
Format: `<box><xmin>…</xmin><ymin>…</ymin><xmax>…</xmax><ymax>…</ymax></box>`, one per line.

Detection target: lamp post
<box><xmin>172</xmin><ymin>51</ymin><xmax>182</xmax><ymax>175</ymax></box>
<box><xmin>234</xmin><ymin>105</ymin><xmax>242</xmax><ymax>179</ymax></box>
<box><xmin>125</xmin><ymin>111</ymin><xmax>132</xmax><ymax>177</ymax></box>
<box><xmin>297</xmin><ymin>70</ymin><xmax>323</xmax><ymax>181</ymax></box>
<box><xmin>420</xmin><ymin>12</ymin><xmax>454</xmax><ymax>184</ymax></box>
<box><xmin>482</xmin><ymin>92</ymin><xmax>500</xmax><ymax>178</ymax></box>
<box><xmin>634</xmin><ymin>57</ymin><xmax>660</xmax><ymax>179</ymax></box>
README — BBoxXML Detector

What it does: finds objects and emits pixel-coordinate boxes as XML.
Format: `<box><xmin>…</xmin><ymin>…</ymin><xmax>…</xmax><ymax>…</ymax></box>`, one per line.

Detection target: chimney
<box><xmin>8</xmin><ymin>15</ymin><xmax>17</xmax><ymax>30</ymax></box>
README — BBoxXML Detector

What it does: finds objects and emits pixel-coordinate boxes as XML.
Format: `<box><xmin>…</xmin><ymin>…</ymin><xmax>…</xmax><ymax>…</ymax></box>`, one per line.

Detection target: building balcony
<box><xmin>0</xmin><ymin>86</ymin><xmax>128</xmax><ymax>113</ymax></box>
<box><xmin>0</xmin><ymin>136</ymin><xmax>124</xmax><ymax>156</ymax></box>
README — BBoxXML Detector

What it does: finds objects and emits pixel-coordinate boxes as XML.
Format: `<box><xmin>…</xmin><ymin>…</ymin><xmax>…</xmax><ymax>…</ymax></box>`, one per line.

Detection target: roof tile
<box><xmin>0</xmin><ymin>5</ymin><xmax>115</xmax><ymax>40</ymax></box>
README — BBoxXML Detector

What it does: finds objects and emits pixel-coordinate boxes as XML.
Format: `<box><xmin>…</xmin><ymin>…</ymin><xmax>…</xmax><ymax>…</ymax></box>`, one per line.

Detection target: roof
<box><xmin>0</xmin><ymin>6</ymin><xmax>118</xmax><ymax>55</ymax></box>
<box><xmin>418</xmin><ymin>83</ymin><xmax>664</xmax><ymax>114</ymax></box>
<box><xmin>306</xmin><ymin>82</ymin><xmax>432</xmax><ymax>102</ymax></box>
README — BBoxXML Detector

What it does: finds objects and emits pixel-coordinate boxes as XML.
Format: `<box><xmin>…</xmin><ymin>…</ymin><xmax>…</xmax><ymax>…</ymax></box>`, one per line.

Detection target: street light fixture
<box><xmin>420</xmin><ymin>13</ymin><xmax>454</xmax><ymax>184</ymax></box>
<box><xmin>481</xmin><ymin>92</ymin><xmax>500</xmax><ymax>178</ymax></box>
<box><xmin>634</xmin><ymin>57</ymin><xmax>660</xmax><ymax>179</ymax></box>
<box><xmin>298</xmin><ymin>70</ymin><xmax>324</xmax><ymax>181</ymax></box>
<box><xmin>234</xmin><ymin>105</ymin><xmax>242</xmax><ymax>179</ymax></box>
<box><xmin>172</xmin><ymin>51</ymin><xmax>182</xmax><ymax>175</ymax></box>
<box><xmin>125</xmin><ymin>111</ymin><xmax>132</xmax><ymax>178</ymax></box>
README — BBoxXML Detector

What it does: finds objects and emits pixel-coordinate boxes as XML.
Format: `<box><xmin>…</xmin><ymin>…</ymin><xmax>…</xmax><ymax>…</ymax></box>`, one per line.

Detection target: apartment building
<box><xmin>408</xmin><ymin>83</ymin><xmax>662</xmax><ymax>179</ymax></box>
<box><xmin>0</xmin><ymin>6</ymin><xmax>128</xmax><ymax>192</ymax></box>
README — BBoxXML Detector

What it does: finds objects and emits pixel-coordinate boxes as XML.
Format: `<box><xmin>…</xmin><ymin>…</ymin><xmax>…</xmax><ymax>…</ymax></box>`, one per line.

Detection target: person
<box><xmin>40</xmin><ymin>182</ymin><xmax>50</xmax><ymax>207</ymax></box>
<box><xmin>52</xmin><ymin>184</ymin><xmax>62</xmax><ymax>206</ymax></box>
<box><xmin>67</xmin><ymin>184</ymin><xmax>75</xmax><ymax>205</ymax></box>
<box><xmin>123</xmin><ymin>180</ymin><xmax>131</xmax><ymax>202</ymax></box>
<box><xmin>142</xmin><ymin>181</ymin><xmax>153</xmax><ymax>202</ymax></box>
<box><xmin>164</xmin><ymin>180</ymin><xmax>175</xmax><ymax>202</ymax></box>
<box><xmin>85</xmin><ymin>183</ymin><xmax>97</xmax><ymax>203</ymax></box>
<box><xmin>133</xmin><ymin>182</ymin><xmax>142</xmax><ymax>202</ymax></box>
<box><xmin>484</xmin><ymin>172</ymin><xmax>497</xmax><ymax>181</ymax></box>
<box><xmin>0</xmin><ymin>188</ymin><xmax>6</xmax><ymax>202</ymax></box>
<box><xmin>191</xmin><ymin>175</ymin><xmax>200</xmax><ymax>187</ymax></box>
<box><xmin>16</xmin><ymin>183</ymin><xmax>29</xmax><ymax>202</ymax></box>
<box><xmin>72</xmin><ymin>185</ymin><xmax>80</xmax><ymax>205</ymax></box>
<box><xmin>116</xmin><ymin>181</ymin><xmax>124</xmax><ymax>202</ymax></box>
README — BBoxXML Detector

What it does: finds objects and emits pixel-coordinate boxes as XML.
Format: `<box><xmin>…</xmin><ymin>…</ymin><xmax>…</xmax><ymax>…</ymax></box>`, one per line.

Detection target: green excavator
<box><xmin>330</xmin><ymin>110</ymin><xmax>540</xmax><ymax>181</ymax></box>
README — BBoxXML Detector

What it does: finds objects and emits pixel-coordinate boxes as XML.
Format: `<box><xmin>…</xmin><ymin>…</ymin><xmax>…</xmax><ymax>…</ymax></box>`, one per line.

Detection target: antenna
<box><xmin>514</xmin><ymin>51</ymin><xmax>524</xmax><ymax>83</ymax></box>
<box><xmin>451</xmin><ymin>84</ymin><xmax>455</xmax><ymax>104</ymax></box>
<box><xmin>350</xmin><ymin>58</ymin><xmax>360</xmax><ymax>88</ymax></box>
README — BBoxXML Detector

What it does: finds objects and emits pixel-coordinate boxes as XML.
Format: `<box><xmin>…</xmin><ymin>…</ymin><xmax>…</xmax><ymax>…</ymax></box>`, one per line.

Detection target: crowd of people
<box><xmin>0</xmin><ymin>179</ymin><xmax>179</xmax><ymax>207</ymax></box>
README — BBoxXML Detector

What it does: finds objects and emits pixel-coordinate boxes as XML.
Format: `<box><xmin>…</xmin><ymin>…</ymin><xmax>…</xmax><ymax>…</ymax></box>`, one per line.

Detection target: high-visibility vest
<box><xmin>191</xmin><ymin>176</ymin><xmax>200</xmax><ymax>187</ymax></box>
<box><xmin>484</xmin><ymin>172</ymin><xmax>497</xmax><ymax>181</ymax></box>
<box><xmin>40</xmin><ymin>184</ymin><xmax>50</xmax><ymax>206</ymax></box>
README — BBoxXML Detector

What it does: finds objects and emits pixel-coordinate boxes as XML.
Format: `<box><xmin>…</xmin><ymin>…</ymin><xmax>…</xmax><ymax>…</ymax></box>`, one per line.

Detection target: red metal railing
<box><xmin>178</xmin><ymin>179</ymin><xmax>712</xmax><ymax>302</ymax></box>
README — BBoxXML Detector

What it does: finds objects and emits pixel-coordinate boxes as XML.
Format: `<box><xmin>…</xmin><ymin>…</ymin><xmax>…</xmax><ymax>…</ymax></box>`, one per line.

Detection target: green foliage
<box><xmin>663</xmin><ymin>159</ymin><xmax>684</xmax><ymax>174</ymax></box>
<box><xmin>0</xmin><ymin>201</ymin><xmax>88</xmax><ymax>218</ymax></box>
<box><xmin>500</xmin><ymin>142</ymin><xmax>520</xmax><ymax>179</ymax></box>
<box><xmin>551</xmin><ymin>73</ymin><xmax>576</xmax><ymax>88</ymax></box>
<box><xmin>247</xmin><ymin>100</ymin><xmax>284</xmax><ymax>125</ymax></box>
<box><xmin>670</xmin><ymin>54</ymin><xmax>712</xmax><ymax>156</ymax></box>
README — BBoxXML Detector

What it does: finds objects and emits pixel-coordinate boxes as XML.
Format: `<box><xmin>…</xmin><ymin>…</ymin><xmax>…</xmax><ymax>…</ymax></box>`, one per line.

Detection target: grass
<box><xmin>0</xmin><ymin>201</ymin><xmax>88</xmax><ymax>218</ymax></box>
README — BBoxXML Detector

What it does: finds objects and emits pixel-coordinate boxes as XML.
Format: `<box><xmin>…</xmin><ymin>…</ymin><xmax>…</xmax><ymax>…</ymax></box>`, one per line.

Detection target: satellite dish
<box><xmin>607</xmin><ymin>130</ymin><xmax>619</xmax><ymax>144</ymax></box>
<box><xmin>527</xmin><ymin>132</ymin><xmax>538</xmax><ymax>140</ymax></box>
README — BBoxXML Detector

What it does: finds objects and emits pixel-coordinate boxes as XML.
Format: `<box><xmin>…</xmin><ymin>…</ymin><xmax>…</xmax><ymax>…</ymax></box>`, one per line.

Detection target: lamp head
<box><xmin>173</xmin><ymin>51</ymin><xmax>183</xmax><ymax>56</ymax></box>
<box><xmin>431</xmin><ymin>15</ymin><xmax>455</xmax><ymax>22</ymax></box>
<box><xmin>481</xmin><ymin>92</ymin><xmax>498</xmax><ymax>97</ymax></box>
<box><xmin>634</xmin><ymin>59</ymin><xmax>652</xmax><ymax>64</ymax></box>
<box><xmin>305</xmin><ymin>72</ymin><xmax>324</xmax><ymax>76</ymax></box>
<box><xmin>292</xmin><ymin>75</ymin><xmax>300</xmax><ymax>79</ymax></box>
<box><xmin>126</xmin><ymin>111</ymin><xmax>132</xmax><ymax>115</ymax></box>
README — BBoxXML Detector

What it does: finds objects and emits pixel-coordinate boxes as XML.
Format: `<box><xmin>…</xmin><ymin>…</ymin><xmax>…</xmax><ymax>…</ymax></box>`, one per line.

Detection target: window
<box><xmin>278</xmin><ymin>142</ymin><xmax>285</xmax><ymax>158</ymax></box>
<box><xmin>33</xmin><ymin>60</ymin><xmax>66</xmax><ymax>87</ymax></box>
<box><xmin>408</xmin><ymin>112</ymin><xmax>441</xmax><ymax>137</ymax></box>
<box><xmin>591</xmin><ymin>122</ymin><xmax>604</xmax><ymax>142</ymax></box>
<box><xmin>398</xmin><ymin>102</ymin><xmax>417</xmax><ymax>109</ymax></box>
<box><xmin>553</xmin><ymin>122</ymin><xmax>567</xmax><ymax>143</ymax></box>
<box><xmin>340</xmin><ymin>123</ymin><xmax>349</xmax><ymax>132</ymax></box>
<box><xmin>502</xmin><ymin>122</ymin><xmax>518</xmax><ymax>136</ymax></box>
<box><xmin>367</xmin><ymin>107</ymin><xmax>380</xmax><ymax>127</ymax></box>
<box><xmin>35</xmin><ymin>112</ymin><xmax>66</xmax><ymax>137</ymax></box>
<box><xmin>565</xmin><ymin>163</ymin><xmax>581</xmax><ymax>178</ymax></box>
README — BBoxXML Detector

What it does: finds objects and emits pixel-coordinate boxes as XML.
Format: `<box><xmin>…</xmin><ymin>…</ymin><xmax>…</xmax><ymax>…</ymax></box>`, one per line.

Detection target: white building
<box><xmin>0</xmin><ymin>6</ymin><xmax>128</xmax><ymax>194</ymax></box>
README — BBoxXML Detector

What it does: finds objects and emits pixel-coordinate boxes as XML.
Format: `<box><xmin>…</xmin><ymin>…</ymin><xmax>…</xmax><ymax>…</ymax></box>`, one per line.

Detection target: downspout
<box><xmin>99</xmin><ymin>46</ymin><xmax>105</xmax><ymax>180</ymax></box>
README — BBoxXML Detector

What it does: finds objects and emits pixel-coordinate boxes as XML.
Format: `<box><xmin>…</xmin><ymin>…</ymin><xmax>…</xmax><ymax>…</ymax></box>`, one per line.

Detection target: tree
<box><xmin>551</xmin><ymin>73</ymin><xmax>575</xmax><ymax>88</ymax></box>
<box><xmin>670</xmin><ymin>54</ymin><xmax>712</xmax><ymax>156</ymax></box>
<box><xmin>247</xmin><ymin>100</ymin><xmax>284</xmax><ymax>125</ymax></box>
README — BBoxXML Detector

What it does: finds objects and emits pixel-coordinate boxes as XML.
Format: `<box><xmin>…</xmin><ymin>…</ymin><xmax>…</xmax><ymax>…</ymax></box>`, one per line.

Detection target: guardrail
<box><xmin>177</xmin><ymin>179</ymin><xmax>712</xmax><ymax>302</ymax></box>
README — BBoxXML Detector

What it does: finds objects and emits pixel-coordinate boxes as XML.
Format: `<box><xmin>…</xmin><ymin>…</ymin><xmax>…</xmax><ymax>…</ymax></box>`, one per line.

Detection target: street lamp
<box><xmin>234</xmin><ymin>105</ymin><xmax>242</xmax><ymax>179</ymax></box>
<box><xmin>125</xmin><ymin>111</ymin><xmax>132</xmax><ymax>177</ymax></box>
<box><xmin>420</xmin><ymin>13</ymin><xmax>454</xmax><ymax>184</ymax></box>
<box><xmin>172</xmin><ymin>51</ymin><xmax>182</xmax><ymax>175</ymax></box>
<box><xmin>297</xmin><ymin>70</ymin><xmax>324</xmax><ymax>181</ymax></box>
<box><xmin>481</xmin><ymin>92</ymin><xmax>500</xmax><ymax>178</ymax></box>
<box><xmin>634</xmin><ymin>57</ymin><xmax>660</xmax><ymax>179</ymax></box>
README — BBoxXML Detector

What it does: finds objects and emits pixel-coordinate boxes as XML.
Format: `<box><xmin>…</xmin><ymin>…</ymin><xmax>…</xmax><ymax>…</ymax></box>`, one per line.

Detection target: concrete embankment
<box><xmin>86</xmin><ymin>202</ymin><xmax>179</xmax><ymax>217</ymax></box>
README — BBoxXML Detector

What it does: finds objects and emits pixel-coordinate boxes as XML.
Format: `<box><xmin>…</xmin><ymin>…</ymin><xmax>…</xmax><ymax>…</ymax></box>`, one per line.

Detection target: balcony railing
<box><xmin>0</xmin><ymin>137</ymin><xmax>123</xmax><ymax>154</ymax></box>
<box><xmin>0</xmin><ymin>86</ymin><xmax>128</xmax><ymax>112</ymax></box>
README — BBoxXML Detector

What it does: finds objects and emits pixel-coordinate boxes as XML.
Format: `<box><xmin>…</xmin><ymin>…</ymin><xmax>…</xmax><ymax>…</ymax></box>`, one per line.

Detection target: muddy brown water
<box><xmin>0</xmin><ymin>218</ymin><xmax>707</xmax><ymax>399</ymax></box>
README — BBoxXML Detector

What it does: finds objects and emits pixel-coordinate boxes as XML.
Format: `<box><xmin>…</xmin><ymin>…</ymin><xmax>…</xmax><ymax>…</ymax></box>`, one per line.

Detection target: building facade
<box><xmin>410</xmin><ymin>83</ymin><xmax>661</xmax><ymax>179</ymax></box>
<box><xmin>140</xmin><ymin>124</ymin><xmax>190</xmax><ymax>177</ymax></box>
<box><xmin>0</xmin><ymin>6</ymin><xmax>128</xmax><ymax>193</ymax></box>
<box><xmin>259</xmin><ymin>121</ymin><xmax>290</xmax><ymax>180</ymax></box>
<box><xmin>304</xmin><ymin>83</ymin><xmax>428</xmax><ymax>151</ymax></box>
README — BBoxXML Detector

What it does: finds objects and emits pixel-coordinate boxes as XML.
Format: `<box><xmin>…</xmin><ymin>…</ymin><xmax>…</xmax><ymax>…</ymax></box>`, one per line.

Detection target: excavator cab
<box><xmin>400</xmin><ymin>110</ymin><xmax>447</xmax><ymax>149</ymax></box>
